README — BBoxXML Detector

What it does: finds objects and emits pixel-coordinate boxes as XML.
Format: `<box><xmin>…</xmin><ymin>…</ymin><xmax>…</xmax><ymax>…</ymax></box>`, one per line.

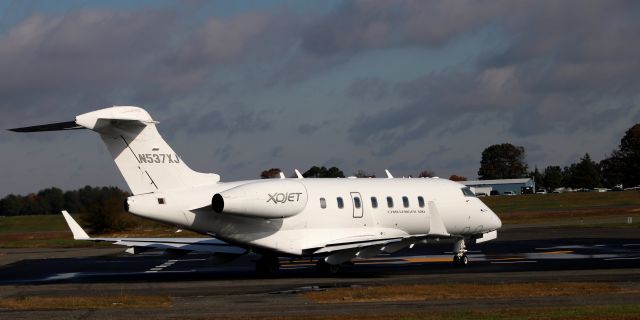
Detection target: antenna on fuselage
<box><xmin>385</xmin><ymin>169</ymin><xmax>394</xmax><ymax>179</ymax></box>
<box><xmin>294</xmin><ymin>169</ymin><xmax>303</xmax><ymax>179</ymax></box>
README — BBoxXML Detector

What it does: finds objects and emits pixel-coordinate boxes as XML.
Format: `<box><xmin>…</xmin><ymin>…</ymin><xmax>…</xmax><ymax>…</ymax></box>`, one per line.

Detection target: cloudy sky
<box><xmin>1</xmin><ymin>0</ymin><xmax>640</xmax><ymax>196</ymax></box>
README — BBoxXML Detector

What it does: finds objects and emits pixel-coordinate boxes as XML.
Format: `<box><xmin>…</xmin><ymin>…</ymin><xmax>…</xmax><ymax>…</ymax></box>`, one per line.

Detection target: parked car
<box><xmin>536</xmin><ymin>189</ymin><xmax>547</xmax><ymax>194</ymax></box>
<box><xmin>503</xmin><ymin>191</ymin><xmax>516</xmax><ymax>196</ymax></box>
<box><xmin>490</xmin><ymin>190</ymin><xmax>500</xmax><ymax>196</ymax></box>
<box><xmin>476</xmin><ymin>192</ymin><xmax>488</xmax><ymax>197</ymax></box>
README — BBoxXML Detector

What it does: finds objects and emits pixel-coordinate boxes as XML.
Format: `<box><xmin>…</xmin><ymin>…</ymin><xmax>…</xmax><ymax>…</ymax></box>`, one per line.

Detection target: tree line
<box><xmin>0</xmin><ymin>186</ymin><xmax>134</xmax><ymax>232</ymax></box>
<box><xmin>477</xmin><ymin>123</ymin><xmax>640</xmax><ymax>190</ymax></box>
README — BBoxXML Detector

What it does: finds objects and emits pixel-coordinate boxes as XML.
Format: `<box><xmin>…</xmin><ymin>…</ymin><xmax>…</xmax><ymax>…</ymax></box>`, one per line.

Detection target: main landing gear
<box><xmin>315</xmin><ymin>259</ymin><xmax>341</xmax><ymax>275</ymax></box>
<box><xmin>452</xmin><ymin>238</ymin><xmax>468</xmax><ymax>267</ymax></box>
<box><xmin>256</xmin><ymin>255</ymin><xmax>280</xmax><ymax>275</ymax></box>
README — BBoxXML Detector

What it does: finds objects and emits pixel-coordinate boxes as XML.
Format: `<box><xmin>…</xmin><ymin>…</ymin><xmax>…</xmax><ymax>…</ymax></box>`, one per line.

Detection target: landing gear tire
<box><xmin>453</xmin><ymin>254</ymin><xmax>468</xmax><ymax>267</ymax></box>
<box><xmin>256</xmin><ymin>255</ymin><xmax>280</xmax><ymax>275</ymax></box>
<box><xmin>452</xmin><ymin>237</ymin><xmax>469</xmax><ymax>267</ymax></box>
<box><xmin>316</xmin><ymin>259</ymin><xmax>341</xmax><ymax>275</ymax></box>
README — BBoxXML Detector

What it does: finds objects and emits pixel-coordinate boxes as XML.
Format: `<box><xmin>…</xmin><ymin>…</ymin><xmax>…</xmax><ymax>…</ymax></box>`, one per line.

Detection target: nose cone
<box><xmin>490</xmin><ymin>211</ymin><xmax>502</xmax><ymax>230</ymax></box>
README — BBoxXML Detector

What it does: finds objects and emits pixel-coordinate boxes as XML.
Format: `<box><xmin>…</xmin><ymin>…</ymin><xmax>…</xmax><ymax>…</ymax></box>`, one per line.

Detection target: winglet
<box><xmin>61</xmin><ymin>210</ymin><xmax>90</xmax><ymax>240</ymax></box>
<box><xmin>385</xmin><ymin>169</ymin><xmax>394</xmax><ymax>179</ymax></box>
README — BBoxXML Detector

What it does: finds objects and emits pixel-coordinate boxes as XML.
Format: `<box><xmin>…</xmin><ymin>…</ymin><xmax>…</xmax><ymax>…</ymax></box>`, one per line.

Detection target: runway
<box><xmin>0</xmin><ymin>226</ymin><xmax>639</xmax><ymax>319</ymax></box>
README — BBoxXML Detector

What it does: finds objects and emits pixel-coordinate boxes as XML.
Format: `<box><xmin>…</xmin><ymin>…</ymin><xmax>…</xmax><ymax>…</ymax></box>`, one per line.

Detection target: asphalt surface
<box><xmin>0</xmin><ymin>226</ymin><xmax>639</xmax><ymax>319</ymax></box>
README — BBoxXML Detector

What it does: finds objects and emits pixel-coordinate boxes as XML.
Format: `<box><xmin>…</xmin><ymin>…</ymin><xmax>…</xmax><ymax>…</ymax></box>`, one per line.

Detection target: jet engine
<box><xmin>211</xmin><ymin>180</ymin><xmax>308</xmax><ymax>219</ymax></box>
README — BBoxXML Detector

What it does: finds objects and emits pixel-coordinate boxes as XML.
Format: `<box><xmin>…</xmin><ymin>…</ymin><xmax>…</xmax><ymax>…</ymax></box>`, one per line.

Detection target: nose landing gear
<box><xmin>452</xmin><ymin>238</ymin><xmax>468</xmax><ymax>267</ymax></box>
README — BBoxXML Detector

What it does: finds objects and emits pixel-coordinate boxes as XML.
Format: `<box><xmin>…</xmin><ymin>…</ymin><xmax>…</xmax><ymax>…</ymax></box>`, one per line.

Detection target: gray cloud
<box><xmin>346</xmin><ymin>76</ymin><xmax>389</xmax><ymax>100</ymax></box>
<box><xmin>348</xmin><ymin>1</ymin><xmax>640</xmax><ymax>153</ymax></box>
<box><xmin>297</xmin><ymin>120</ymin><xmax>329</xmax><ymax>135</ymax></box>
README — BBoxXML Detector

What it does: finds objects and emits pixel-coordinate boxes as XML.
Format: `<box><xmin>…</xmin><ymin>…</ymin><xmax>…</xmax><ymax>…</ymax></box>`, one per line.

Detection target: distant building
<box><xmin>460</xmin><ymin>178</ymin><xmax>535</xmax><ymax>195</ymax></box>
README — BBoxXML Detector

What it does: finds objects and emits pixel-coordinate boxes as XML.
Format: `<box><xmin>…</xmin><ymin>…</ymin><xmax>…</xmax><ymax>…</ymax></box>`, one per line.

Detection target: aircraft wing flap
<box><xmin>313</xmin><ymin>238</ymin><xmax>402</xmax><ymax>254</ymax></box>
<box><xmin>310</xmin><ymin>234</ymin><xmax>428</xmax><ymax>255</ymax></box>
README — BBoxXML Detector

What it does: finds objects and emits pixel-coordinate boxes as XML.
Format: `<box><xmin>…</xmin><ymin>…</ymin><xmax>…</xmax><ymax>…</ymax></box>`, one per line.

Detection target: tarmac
<box><xmin>0</xmin><ymin>225</ymin><xmax>638</xmax><ymax>319</ymax></box>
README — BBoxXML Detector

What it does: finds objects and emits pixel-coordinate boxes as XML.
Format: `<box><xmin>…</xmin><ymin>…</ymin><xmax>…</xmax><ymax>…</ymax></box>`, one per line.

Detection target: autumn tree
<box><xmin>448</xmin><ymin>175</ymin><xmax>467</xmax><ymax>181</ymax></box>
<box><xmin>260</xmin><ymin>168</ymin><xmax>282</xmax><ymax>179</ymax></box>
<box><xmin>478</xmin><ymin>143</ymin><xmax>528</xmax><ymax>180</ymax></box>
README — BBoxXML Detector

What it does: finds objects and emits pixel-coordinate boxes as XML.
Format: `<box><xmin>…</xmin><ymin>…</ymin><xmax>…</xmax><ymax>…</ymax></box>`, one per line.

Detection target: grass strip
<box><xmin>304</xmin><ymin>282</ymin><xmax>624</xmax><ymax>303</ymax></box>
<box><xmin>0</xmin><ymin>295</ymin><xmax>171</xmax><ymax>310</ymax></box>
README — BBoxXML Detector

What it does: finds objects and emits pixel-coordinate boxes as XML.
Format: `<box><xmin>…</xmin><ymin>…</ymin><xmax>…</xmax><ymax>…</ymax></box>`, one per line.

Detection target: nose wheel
<box><xmin>452</xmin><ymin>238</ymin><xmax>469</xmax><ymax>267</ymax></box>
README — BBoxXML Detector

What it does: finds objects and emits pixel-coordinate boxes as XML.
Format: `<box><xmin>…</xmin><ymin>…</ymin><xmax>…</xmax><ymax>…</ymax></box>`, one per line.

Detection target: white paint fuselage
<box><xmin>127</xmin><ymin>177</ymin><xmax>502</xmax><ymax>256</ymax></box>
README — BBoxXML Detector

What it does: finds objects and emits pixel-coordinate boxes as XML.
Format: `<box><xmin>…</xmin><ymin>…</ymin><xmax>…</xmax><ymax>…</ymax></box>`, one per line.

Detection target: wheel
<box><xmin>452</xmin><ymin>254</ymin><xmax>468</xmax><ymax>267</ymax></box>
<box><xmin>316</xmin><ymin>259</ymin><xmax>341</xmax><ymax>275</ymax></box>
<box><xmin>256</xmin><ymin>255</ymin><xmax>279</xmax><ymax>275</ymax></box>
<box><xmin>460</xmin><ymin>254</ymin><xmax>468</xmax><ymax>266</ymax></box>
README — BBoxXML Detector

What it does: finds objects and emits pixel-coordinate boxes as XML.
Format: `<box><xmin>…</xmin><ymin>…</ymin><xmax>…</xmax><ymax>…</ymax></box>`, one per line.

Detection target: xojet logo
<box><xmin>267</xmin><ymin>192</ymin><xmax>303</xmax><ymax>204</ymax></box>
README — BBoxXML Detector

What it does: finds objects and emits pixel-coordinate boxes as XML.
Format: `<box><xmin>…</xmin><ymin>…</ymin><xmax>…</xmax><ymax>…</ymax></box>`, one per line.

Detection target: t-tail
<box><xmin>10</xmin><ymin>106</ymin><xmax>219</xmax><ymax>194</ymax></box>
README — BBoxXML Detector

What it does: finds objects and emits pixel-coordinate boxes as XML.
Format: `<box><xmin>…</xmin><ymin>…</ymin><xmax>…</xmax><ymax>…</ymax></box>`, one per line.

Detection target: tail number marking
<box><xmin>267</xmin><ymin>192</ymin><xmax>302</xmax><ymax>204</ymax></box>
<box><xmin>138</xmin><ymin>153</ymin><xmax>181</xmax><ymax>164</ymax></box>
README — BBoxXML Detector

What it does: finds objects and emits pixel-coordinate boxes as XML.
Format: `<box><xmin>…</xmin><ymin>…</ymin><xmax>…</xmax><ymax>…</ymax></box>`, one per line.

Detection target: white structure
<box><xmin>461</xmin><ymin>178</ymin><xmax>535</xmax><ymax>195</ymax></box>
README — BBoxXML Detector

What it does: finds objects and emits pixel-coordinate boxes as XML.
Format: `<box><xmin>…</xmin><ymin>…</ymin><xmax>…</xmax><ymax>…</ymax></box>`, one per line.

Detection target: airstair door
<box><xmin>350</xmin><ymin>192</ymin><xmax>363</xmax><ymax>218</ymax></box>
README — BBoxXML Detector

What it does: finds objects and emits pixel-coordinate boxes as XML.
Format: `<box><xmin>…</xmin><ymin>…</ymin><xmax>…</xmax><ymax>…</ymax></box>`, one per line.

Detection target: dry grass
<box><xmin>304</xmin><ymin>282</ymin><xmax>624</xmax><ymax>303</ymax></box>
<box><xmin>0</xmin><ymin>295</ymin><xmax>172</xmax><ymax>310</ymax></box>
<box><xmin>165</xmin><ymin>304</ymin><xmax>640</xmax><ymax>320</ymax></box>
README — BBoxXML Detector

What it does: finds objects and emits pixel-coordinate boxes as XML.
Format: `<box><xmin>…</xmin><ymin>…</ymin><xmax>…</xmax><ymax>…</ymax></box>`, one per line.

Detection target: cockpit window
<box><xmin>461</xmin><ymin>187</ymin><xmax>476</xmax><ymax>197</ymax></box>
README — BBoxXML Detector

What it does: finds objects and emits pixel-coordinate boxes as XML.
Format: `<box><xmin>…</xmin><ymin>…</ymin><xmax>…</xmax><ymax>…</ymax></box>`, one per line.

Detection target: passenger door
<box><xmin>350</xmin><ymin>192</ymin><xmax>363</xmax><ymax>218</ymax></box>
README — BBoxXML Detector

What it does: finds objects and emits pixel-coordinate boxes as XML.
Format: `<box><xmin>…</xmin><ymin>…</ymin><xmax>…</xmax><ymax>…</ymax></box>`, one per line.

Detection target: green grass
<box><xmin>0</xmin><ymin>214</ymin><xmax>68</xmax><ymax>233</ymax></box>
<box><xmin>481</xmin><ymin>190</ymin><xmax>640</xmax><ymax>214</ymax></box>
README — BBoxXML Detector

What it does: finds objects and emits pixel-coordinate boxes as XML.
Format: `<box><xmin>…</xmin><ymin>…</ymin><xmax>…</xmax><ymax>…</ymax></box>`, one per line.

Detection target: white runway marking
<box><xmin>145</xmin><ymin>259</ymin><xmax>179</xmax><ymax>273</ymax></box>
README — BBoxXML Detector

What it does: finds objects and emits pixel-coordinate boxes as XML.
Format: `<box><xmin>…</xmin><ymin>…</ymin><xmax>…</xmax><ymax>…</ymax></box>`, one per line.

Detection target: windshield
<box><xmin>461</xmin><ymin>187</ymin><xmax>476</xmax><ymax>197</ymax></box>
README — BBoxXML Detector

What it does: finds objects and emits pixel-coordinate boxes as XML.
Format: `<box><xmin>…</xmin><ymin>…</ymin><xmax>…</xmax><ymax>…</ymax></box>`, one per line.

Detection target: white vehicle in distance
<box><xmin>503</xmin><ymin>191</ymin><xmax>516</xmax><ymax>196</ymax></box>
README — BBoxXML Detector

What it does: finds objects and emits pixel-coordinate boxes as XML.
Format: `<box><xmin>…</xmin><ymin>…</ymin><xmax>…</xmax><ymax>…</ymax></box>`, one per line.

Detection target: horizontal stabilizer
<box><xmin>9</xmin><ymin>121</ymin><xmax>84</xmax><ymax>132</ymax></box>
<box><xmin>60</xmin><ymin>210</ymin><xmax>245</xmax><ymax>255</ymax></box>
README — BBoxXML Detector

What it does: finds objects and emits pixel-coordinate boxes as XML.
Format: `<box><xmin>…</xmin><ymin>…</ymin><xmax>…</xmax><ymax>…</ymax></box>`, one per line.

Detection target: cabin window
<box><xmin>337</xmin><ymin>197</ymin><xmax>344</xmax><ymax>209</ymax></box>
<box><xmin>386</xmin><ymin>196</ymin><xmax>394</xmax><ymax>208</ymax></box>
<box><xmin>354</xmin><ymin>197</ymin><xmax>361</xmax><ymax>209</ymax></box>
<box><xmin>402</xmin><ymin>196</ymin><xmax>409</xmax><ymax>208</ymax></box>
<box><xmin>320</xmin><ymin>197</ymin><xmax>326</xmax><ymax>209</ymax></box>
<box><xmin>461</xmin><ymin>187</ymin><xmax>476</xmax><ymax>197</ymax></box>
<box><xmin>371</xmin><ymin>197</ymin><xmax>378</xmax><ymax>208</ymax></box>
<box><xmin>418</xmin><ymin>196</ymin><xmax>425</xmax><ymax>208</ymax></box>
<box><xmin>157</xmin><ymin>198</ymin><xmax>165</xmax><ymax>205</ymax></box>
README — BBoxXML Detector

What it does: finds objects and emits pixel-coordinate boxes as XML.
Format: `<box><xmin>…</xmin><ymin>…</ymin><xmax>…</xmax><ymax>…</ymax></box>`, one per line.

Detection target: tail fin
<box><xmin>11</xmin><ymin>106</ymin><xmax>219</xmax><ymax>194</ymax></box>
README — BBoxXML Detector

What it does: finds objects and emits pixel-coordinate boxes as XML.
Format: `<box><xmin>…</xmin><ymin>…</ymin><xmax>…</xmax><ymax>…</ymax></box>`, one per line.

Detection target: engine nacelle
<box><xmin>211</xmin><ymin>180</ymin><xmax>308</xmax><ymax>219</ymax></box>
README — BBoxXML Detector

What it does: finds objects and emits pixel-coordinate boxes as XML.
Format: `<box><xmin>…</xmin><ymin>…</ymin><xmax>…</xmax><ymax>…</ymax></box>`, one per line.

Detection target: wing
<box><xmin>304</xmin><ymin>232</ymin><xmax>428</xmax><ymax>265</ymax></box>
<box><xmin>61</xmin><ymin>211</ymin><xmax>246</xmax><ymax>255</ymax></box>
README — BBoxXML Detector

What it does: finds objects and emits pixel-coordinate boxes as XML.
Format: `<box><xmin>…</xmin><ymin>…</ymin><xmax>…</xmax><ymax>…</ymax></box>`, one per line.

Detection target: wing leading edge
<box><xmin>61</xmin><ymin>211</ymin><xmax>246</xmax><ymax>255</ymax></box>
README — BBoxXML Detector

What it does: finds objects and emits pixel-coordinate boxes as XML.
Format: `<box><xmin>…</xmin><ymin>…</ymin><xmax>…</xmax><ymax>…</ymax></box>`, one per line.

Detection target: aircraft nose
<box><xmin>491</xmin><ymin>211</ymin><xmax>502</xmax><ymax>230</ymax></box>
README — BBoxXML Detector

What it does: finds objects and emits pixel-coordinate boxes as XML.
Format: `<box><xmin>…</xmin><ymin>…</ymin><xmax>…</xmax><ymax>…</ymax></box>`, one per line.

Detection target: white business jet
<box><xmin>11</xmin><ymin>106</ymin><xmax>501</xmax><ymax>274</ymax></box>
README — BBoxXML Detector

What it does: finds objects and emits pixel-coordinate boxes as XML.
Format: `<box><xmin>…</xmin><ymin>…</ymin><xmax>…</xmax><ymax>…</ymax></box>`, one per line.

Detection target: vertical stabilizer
<box><xmin>10</xmin><ymin>106</ymin><xmax>219</xmax><ymax>194</ymax></box>
<box><xmin>75</xmin><ymin>106</ymin><xmax>218</xmax><ymax>194</ymax></box>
